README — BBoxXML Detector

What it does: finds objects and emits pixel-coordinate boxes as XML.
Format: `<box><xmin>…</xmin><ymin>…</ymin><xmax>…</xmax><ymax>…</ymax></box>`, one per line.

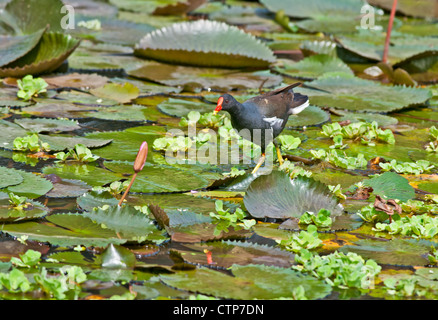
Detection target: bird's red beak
<box><xmin>214</xmin><ymin>97</ymin><xmax>223</xmax><ymax>115</ymax></box>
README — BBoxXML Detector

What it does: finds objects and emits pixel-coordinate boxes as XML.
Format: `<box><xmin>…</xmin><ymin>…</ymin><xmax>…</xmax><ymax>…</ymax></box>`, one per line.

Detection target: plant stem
<box><xmin>382</xmin><ymin>0</ymin><xmax>398</xmax><ymax>63</ymax></box>
<box><xmin>118</xmin><ymin>173</ymin><xmax>137</xmax><ymax>206</ymax></box>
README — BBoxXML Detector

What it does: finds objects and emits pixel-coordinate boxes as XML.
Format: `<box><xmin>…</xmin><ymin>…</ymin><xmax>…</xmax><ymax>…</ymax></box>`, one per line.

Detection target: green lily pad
<box><xmin>296</xmin><ymin>73</ymin><xmax>432</xmax><ymax>112</ymax></box>
<box><xmin>337</xmin><ymin>32</ymin><xmax>438</xmax><ymax>66</ymax></box>
<box><xmin>127</xmin><ymin>61</ymin><xmax>282</xmax><ymax>92</ymax></box>
<box><xmin>83</xmin><ymin>205</ymin><xmax>168</xmax><ymax>242</ymax></box>
<box><xmin>362</xmin><ymin>172</ymin><xmax>415</xmax><ymax>202</ymax></box>
<box><xmin>90</xmin><ymin>83</ymin><xmax>140</xmax><ymax>104</ymax></box>
<box><xmin>84</xmin><ymin>125</ymin><xmax>166</xmax><ymax>162</ymax></box>
<box><xmin>0</xmin><ymin>167</ymin><xmax>23</xmax><ymax>189</ymax></box>
<box><xmin>340</xmin><ymin>238</ymin><xmax>438</xmax><ymax>266</ymax></box>
<box><xmin>261</xmin><ymin>0</ymin><xmax>363</xmax><ymax>19</ymax></box>
<box><xmin>1</xmin><ymin>213</ymin><xmax>126</xmax><ymax>247</ymax></box>
<box><xmin>160</xmin><ymin>264</ymin><xmax>332</xmax><ymax>299</ymax></box>
<box><xmin>286</xmin><ymin>105</ymin><xmax>330</xmax><ymax>128</ymax></box>
<box><xmin>134</xmin><ymin>20</ymin><xmax>275</xmax><ymax>68</ymax></box>
<box><xmin>76</xmin><ymin>104</ymin><xmax>149</xmax><ymax>122</ymax></box>
<box><xmin>0</xmin><ymin>29</ymin><xmax>45</xmax><ymax>67</ymax></box>
<box><xmin>0</xmin><ymin>32</ymin><xmax>81</xmax><ymax>78</ymax></box>
<box><xmin>243</xmin><ymin>170</ymin><xmax>344</xmax><ymax>219</ymax></box>
<box><xmin>0</xmin><ymin>119</ymin><xmax>112</xmax><ymax>152</ymax></box>
<box><xmin>157</xmin><ymin>98</ymin><xmax>213</xmax><ymax>117</ymax></box>
<box><xmin>45</xmin><ymin>177</ymin><xmax>92</xmax><ymax>198</ymax></box>
<box><xmin>368</xmin><ymin>0</ymin><xmax>438</xmax><ymax>18</ymax></box>
<box><xmin>176</xmin><ymin>240</ymin><xmax>295</xmax><ymax>268</ymax></box>
<box><xmin>0</xmin><ymin>193</ymin><xmax>49</xmax><ymax>222</ymax></box>
<box><xmin>336</xmin><ymin>111</ymin><xmax>399</xmax><ymax>127</ymax></box>
<box><xmin>1</xmin><ymin>168</ymin><xmax>53</xmax><ymax>199</ymax></box>
<box><xmin>103</xmin><ymin>161</ymin><xmax>210</xmax><ymax>193</ymax></box>
<box><xmin>1</xmin><ymin>0</ymin><xmax>65</xmax><ymax>34</ymax></box>
<box><xmin>14</xmin><ymin>118</ymin><xmax>81</xmax><ymax>133</ymax></box>
<box><xmin>275</xmin><ymin>54</ymin><xmax>353</xmax><ymax>80</ymax></box>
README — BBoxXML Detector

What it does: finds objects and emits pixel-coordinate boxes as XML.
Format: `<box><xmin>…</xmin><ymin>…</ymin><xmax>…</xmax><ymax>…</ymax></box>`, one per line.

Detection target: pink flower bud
<box><xmin>133</xmin><ymin>141</ymin><xmax>148</xmax><ymax>173</ymax></box>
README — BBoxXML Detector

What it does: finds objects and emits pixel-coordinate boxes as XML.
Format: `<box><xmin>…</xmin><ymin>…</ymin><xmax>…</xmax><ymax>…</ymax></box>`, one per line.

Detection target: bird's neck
<box><xmin>227</xmin><ymin>102</ymin><xmax>244</xmax><ymax>118</ymax></box>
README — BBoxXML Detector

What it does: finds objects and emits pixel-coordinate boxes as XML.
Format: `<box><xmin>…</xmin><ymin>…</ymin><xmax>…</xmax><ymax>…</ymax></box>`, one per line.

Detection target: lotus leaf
<box><xmin>134</xmin><ymin>20</ymin><xmax>276</xmax><ymax>68</ymax></box>
<box><xmin>243</xmin><ymin>170</ymin><xmax>344</xmax><ymax>219</ymax></box>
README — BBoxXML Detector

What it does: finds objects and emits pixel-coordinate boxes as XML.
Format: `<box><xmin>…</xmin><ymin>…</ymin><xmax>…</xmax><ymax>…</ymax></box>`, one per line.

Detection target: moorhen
<box><xmin>214</xmin><ymin>83</ymin><xmax>309</xmax><ymax>174</ymax></box>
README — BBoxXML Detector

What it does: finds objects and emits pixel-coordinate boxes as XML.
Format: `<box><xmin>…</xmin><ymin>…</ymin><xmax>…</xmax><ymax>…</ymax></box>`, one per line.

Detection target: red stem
<box><xmin>382</xmin><ymin>0</ymin><xmax>398</xmax><ymax>63</ymax></box>
<box><xmin>118</xmin><ymin>172</ymin><xmax>137</xmax><ymax>206</ymax></box>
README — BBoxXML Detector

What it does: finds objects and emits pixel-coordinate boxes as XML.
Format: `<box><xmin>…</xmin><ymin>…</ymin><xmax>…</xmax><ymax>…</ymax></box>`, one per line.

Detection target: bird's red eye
<box><xmin>225</xmin><ymin>100</ymin><xmax>229</xmax><ymax>104</ymax></box>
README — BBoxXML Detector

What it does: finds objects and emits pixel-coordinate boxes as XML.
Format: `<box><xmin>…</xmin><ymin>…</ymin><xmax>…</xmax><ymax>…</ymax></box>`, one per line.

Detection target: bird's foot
<box><xmin>251</xmin><ymin>154</ymin><xmax>266</xmax><ymax>175</ymax></box>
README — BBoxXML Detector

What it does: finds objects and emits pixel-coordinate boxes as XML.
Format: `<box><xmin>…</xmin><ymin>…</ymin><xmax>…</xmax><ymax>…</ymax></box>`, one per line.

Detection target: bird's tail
<box><xmin>289</xmin><ymin>93</ymin><xmax>309</xmax><ymax>115</ymax></box>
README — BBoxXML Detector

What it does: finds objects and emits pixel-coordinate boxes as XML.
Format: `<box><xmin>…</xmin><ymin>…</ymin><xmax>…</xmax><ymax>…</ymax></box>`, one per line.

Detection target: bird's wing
<box><xmin>244</xmin><ymin>83</ymin><xmax>302</xmax><ymax>118</ymax></box>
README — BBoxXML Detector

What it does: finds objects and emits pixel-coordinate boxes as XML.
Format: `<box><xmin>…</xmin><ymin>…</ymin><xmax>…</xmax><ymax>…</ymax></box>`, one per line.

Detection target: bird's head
<box><xmin>214</xmin><ymin>94</ymin><xmax>237</xmax><ymax>115</ymax></box>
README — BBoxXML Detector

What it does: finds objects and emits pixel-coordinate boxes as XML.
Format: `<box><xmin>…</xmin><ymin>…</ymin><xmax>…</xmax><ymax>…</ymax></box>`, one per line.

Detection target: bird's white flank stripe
<box><xmin>263</xmin><ymin>116</ymin><xmax>284</xmax><ymax>127</ymax></box>
<box><xmin>290</xmin><ymin>100</ymin><xmax>309</xmax><ymax>115</ymax></box>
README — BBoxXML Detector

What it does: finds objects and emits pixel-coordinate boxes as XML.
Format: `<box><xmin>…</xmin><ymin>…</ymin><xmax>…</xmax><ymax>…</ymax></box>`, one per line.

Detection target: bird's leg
<box><xmin>252</xmin><ymin>153</ymin><xmax>266</xmax><ymax>174</ymax></box>
<box><xmin>273</xmin><ymin>140</ymin><xmax>284</xmax><ymax>166</ymax></box>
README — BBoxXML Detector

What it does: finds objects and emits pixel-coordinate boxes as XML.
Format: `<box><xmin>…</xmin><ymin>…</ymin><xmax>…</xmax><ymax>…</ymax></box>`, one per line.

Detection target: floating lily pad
<box><xmin>160</xmin><ymin>264</ymin><xmax>332</xmax><ymax>299</ymax></box>
<box><xmin>1</xmin><ymin>213</ymin><xmax>126</xmax><ymax>247</ymax></box>
<box><xmin>286</xmin><ymin>105</ymin><xmax>330</xmax><ymax>128</ymax></box>
<box><xmin>84</xmin><ymin>125</ymin><xmax>166</xmax><ymax>162</ymax></box>
<box><xmin>45</xmin><ymin>176</ymin><xmax>92</xmax><ymax>198</ymax></box>
<box><xmin>103</xmin><ymin>161</ymin><xmax>210</xmax><ymax>193</ymax></box>
<box><xmin>83</xmin><ymin>205</ymin><xmax>168</xmax><ymax>242</ymax></box>
<box><xmin>0</xmin><ymin>32</ymin><xmax>81</xmax><ymax>78</ymax></box>
<box><xmin>1</xmin><ymin>0</ymin><xmax>65</xmax><ymax>34</ymax></box>
<box><xmin>260</xmin><ymin>0</ymin><xmax>364</xmax><ymax>19</ymax></box>
<box><xmin>337</xmin><ymin>32</ymin><xmax>438</xmax><ymax>66</ymax></box>
<box><xmin>14</xmin><ymin>118</ymin><xmax>81</xmax><ymax>133</ymax></box>
<box><xmin>177</xmin><ymin>240</ymin><xmax>295</xmax><ymax>268</ymax></box>
<box><xmin>243</xmin><ymin>170</ymin><xmax>344</xmax><ymax>219</ymax></box>
<box><xmin>0</xmin><ymin>119</ymin><xmax>112</xmax><ymax>152</ymax></box>
<box><xmin>128</xmin><ymin>61</ymin><xmax>282</xmax><ymax>92</ymax></box>
<box><xmin>0</xmin><ymin>167</ymin><xmax>23</xmax><ymax>189</ymax></box>
<box><xmin>90</xmin><ymin>83</ymin><xmax>140</xmax><ymax>104</ymax></box>
<box><xmin>43</xmin><ymin>73</ymin><xmax>109</xmax><ymax>89</ymax></box>
<box><xmin>0</xmin><ymin>29</ymin><xmax>46</xmax><ymax>67</ymax></box>
<box><xmin>296</xmin><ymin>73</ymin><xmax>432</xmax><ymax>112</ymax></box>
<box><xmin>0</xmin><ymin>192</ymin><xmax>49</xmax><ymax>222</ymax></box>
<box><xmin>275</xmin><ymin>54</ymin><xmax>353</xmax><ymax>80</ymax></box>
<box><xmin>336</xmin><ymin>111</ymin><xmax>399</xmax><ymax>127</ymax></box>
<box><xmin>340</xmin><ymin>238</ymin><xmax>438</xmax><ymax>266</ymax></box>
<box><xmin>362</xmin><ymin>172</ymin><xmax>415</xmax><ymax>202</ymax></box>
<box><xmin>368</xmin><ymin>0</ymin><xmax>438</xmax><ymax>18</ymax></box>
<box><xmin>157</xmin><ymin>98</ymin><xmax>213</xmax><ymax>117</ymax></box>
<box><xmin>134</xmin><ymin>20</ymin><xmax>275</xmax><ymax>68</ymax></box>
<box><xmin>0</xmin><ymin>168</ymin><xmax>53</xmax><ymax>199</ymax></box>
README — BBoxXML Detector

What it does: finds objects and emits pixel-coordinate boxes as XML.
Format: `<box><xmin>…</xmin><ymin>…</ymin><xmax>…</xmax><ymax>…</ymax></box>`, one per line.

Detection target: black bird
<box><xmin>214</xmin><ymin>83</ymin><xmax>309</xmax><ymax>174</ymax></box>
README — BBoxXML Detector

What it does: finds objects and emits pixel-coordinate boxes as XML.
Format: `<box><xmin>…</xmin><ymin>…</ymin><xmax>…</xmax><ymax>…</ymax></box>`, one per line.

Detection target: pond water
<box><xmin>0</xmin><ymin>0</ymin><xmax>438</xmax><ymax>301</ymax></box>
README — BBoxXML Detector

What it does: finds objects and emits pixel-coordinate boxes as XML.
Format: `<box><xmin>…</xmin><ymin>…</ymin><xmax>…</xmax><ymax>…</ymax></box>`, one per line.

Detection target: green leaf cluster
<box><xmin>55</xmin><ymin>144</ymin><xmax>100</xmax><ymax>163</ymax></box>
<box><xmin>379</xmin><ymin>159</ymin><xmax>434</xmax><ymax>175</ymax></box>
<box><xmin>293</xmin><ymin>249</ymin><xmax>381</xmax><ymax>289</ymax></box>
<box><xmin>425</xmin><ymin>126</ymin><xmax>438</xmax><ymax>152</ymax></box>
<box><xmin>357</xmin><ymin>204</ymin><xmax>390</xmax><ymax>223</ymax></box>
<box><xmin>310</xmin><ymin>149</ymin><xmax>367</xmax><ymax>169</ymax></box>
<box><xmin>179</xmin><ymin>111</ymin><xmax>226</xmax><ymax>129</ymax></box>
<box><xmin>209</xmin><ymin>200</ymin><xmax>256</xmax><ymax>236</ymax></box>
<box><xmin>278</xmin><ymin>160</ymin><xmax>313</xmax><ymax>178</ymax></box>
<box><xmin>13</xmin><ymin>133</ymin><xmax>50</xmax><ymax>153</ymax></box>
<box><xmin>277</xmin><ymin>135</ymin><xmax>301</xmax><ymax>151</ymax></box>
<box><xmin>8</xmin><ymin>192</ymin><xmax>32</xmax><ymax>211</ymax></box>
<box><xmin>321</xmin><ymin>121</ymin><xmax>395</xmax><ymax>146</ymax></box>
<box><xmin>153</xmin><ymin>136</ymin><xmax>193</xmax><ymax>153</ymax></box>
<box><xmin>299</xmin><ymin>209</ymin><xmax>332</xmax><ymax>228</ymax></box>
<box><xmin>373</xmin><ymin>214</ymin><xmax>438</xmax><ymax>239</ymax></box>
<box><xmin>16</xmin><ymin>75</ymin><xmax>48</xmax><ymax>101</ymax></box>
<box><xmin>0</xmin><ymin>249</ymin><xmax>86</xmax><ymax>299</ymax></box>
<box><xmin>276</xmin><ymin>225</ymin><xmax>323</xmax><ymax>253</ymax></box>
